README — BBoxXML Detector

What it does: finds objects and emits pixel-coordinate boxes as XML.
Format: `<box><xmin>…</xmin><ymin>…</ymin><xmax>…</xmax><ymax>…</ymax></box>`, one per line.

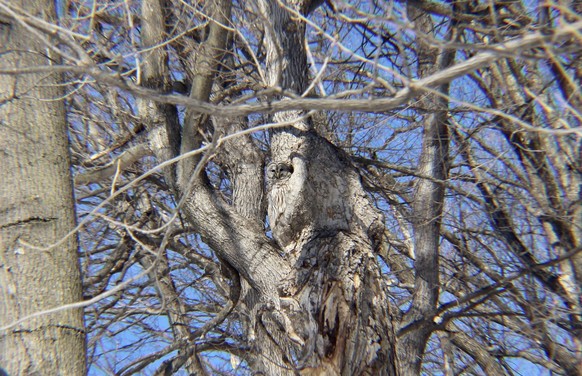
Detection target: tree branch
<box><xmin>75</xmin><ymin>144</ymin><xmax>151</xmax><ymax>185</ymax></box>
<box><xmin>1</xmin><ymin>20</ymin><xmax>579</xmax><ymax>117</ymax></box>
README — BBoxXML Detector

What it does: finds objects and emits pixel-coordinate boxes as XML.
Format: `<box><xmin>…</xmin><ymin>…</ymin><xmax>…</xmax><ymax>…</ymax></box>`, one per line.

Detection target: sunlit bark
<box><xmin>0</xmin><ymin>0</ymin><xmax>85</xmax><ymax>374</ymax></box>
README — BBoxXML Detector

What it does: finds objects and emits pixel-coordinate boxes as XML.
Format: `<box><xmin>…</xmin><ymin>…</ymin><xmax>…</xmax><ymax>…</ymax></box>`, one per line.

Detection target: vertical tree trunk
<box><xmin>257</xmin><ymin>1</ymin><xmax>399</xmax><ymax>374</ymax></box>
<box><xmin>397</xmin><ymin>4</ymin><xmax>455</xmax><ymax>374</ymax></box>
<box><xmin>139</xmin><ymin>1</ymin><xmax>294</xmax><ymax>373</ymax></box>
<box><xmin>138</xmin><ymin>0</ymin><xmax>399</xmax><ymax>373</ymax></box>
<box><xmin>0</xmin><ymin>1</ymin><xmax>86</xmax><ymax>375</ymax></box>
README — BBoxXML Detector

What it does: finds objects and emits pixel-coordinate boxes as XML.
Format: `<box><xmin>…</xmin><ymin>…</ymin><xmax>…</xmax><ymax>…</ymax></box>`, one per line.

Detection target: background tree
<box><xmin>0</xmin><ymin>0</ymin><xmax>86</xmax><ymax>374</ymax></box>
<box><xmin>1</xmin><ymin>0</ymin><xmax>580</xmax><ymax>375</ymax></box>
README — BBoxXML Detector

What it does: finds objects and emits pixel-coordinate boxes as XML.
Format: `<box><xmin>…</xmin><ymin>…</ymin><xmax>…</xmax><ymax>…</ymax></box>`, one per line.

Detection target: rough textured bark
<box><xmin>138</xmin><ymin>2</ymin><xmax>295</xmax><ymax>373</ymax></box>
<box><xmin>0</xmin><ymin>1</ymin><xmax>86</xmax><ymax>374</ymax></box>
<box><xmin>257</xmin><ymin>0</ymin><xmax>398</xmax><ymax>374</ymax></box>
<box><xmin>140</xmin><ymin>0</ymin><xmax>290</xmax><ymax>301</ymax></box>
<box><xmin>141</xmin><ymin>0</ymin><xmax>399</xmax><ymax>373</ymax></box>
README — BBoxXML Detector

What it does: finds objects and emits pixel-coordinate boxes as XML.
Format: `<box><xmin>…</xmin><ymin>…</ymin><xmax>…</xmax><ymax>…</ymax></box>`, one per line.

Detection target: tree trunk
<box><xmin>397</xmin><ymin>3</ymin><xmax>455</xmax><ymax>374</ymax></box>
<box><xmin>0</xmin><ymin>1</ymin><xmax>86</xmax><ymax>375</ymax></box>
<box><xmin>257</xmin><ymin>1</ymin><xmax>399</xmax><ymax>374</ymax></box>
<box><xmin>136</xmin><ymin>0</ymin><xmax>399</xmax><ymax>373</ymax></box>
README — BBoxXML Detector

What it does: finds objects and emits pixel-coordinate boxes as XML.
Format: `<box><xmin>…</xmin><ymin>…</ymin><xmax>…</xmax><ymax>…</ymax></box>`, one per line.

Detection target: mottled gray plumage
<box><xmin>266</xmin><ymin>162</ymin><xmax>293</xmax><ymax>181</ymax></box>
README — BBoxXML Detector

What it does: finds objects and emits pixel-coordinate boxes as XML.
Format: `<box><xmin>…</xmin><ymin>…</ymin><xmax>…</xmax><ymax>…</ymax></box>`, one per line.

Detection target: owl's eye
<box><xmin>266</xmin><ymin>162</ymin><xmax>279</xmax><ymax>179</ymax></box>
<box><xmin>277</xmin><ymin>163</ymin><xmax>293</xmax><ymax>174</ymax></box>
<box><xmin>267</xmin><ymin>162</ymin><xmax>293</xmax><ymax>180</ymax></box>
<box><xmin>275</xmin><ymin>163</ymin><xmax>293</xmax><ymax>178</ymax></box>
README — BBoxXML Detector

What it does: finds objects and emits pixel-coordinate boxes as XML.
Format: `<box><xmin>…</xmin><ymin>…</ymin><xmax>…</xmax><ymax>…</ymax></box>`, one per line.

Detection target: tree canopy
<box><xmin>1</xmin><ymin>0</ymin><xmax>580</xmax><ymax>375</ymax></box>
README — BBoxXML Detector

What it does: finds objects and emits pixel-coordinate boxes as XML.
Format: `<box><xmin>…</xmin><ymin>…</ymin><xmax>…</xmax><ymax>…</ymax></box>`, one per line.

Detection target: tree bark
<box><xmin>0</xmin><ymin>1</ymin><xmax>86</xmax><ymax>375</ymax></box>
<box><xmin>138</xmin><ymin>2</ymin><xmax>295</xmax><ymax>373</ymax></box>
<box><xmin>257</xmin><ymin>1</ymin><xmax>398</xmax><ymax>374</ymax></box>
<box><xmin>141</xmin><ymin>0</ymin><xmax>400</xmax><ymax>373</ymax></box>
<box><xmin>397</xmin><ymin>3</ymin><xmax>455</xmax><ymax>374</ymax></box>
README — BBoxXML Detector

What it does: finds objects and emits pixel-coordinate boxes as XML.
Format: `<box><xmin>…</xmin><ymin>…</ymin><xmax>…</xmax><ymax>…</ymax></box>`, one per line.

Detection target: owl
<box><xmin>266</xmin><ymin>162</ymin><xmax>294</xmax><ymax>241</ymax></box>
<box><xmin>267</xmin><ymin>162</ymin><xmax>294</xmax><ymax>181</ymax></box>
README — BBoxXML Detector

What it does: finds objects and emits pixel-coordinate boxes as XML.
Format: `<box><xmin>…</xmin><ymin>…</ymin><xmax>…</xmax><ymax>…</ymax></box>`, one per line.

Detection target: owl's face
<box><xmin>267</xmin><ymin>162</ymin><xmax>294</xmax><ymax>181</ymax></box>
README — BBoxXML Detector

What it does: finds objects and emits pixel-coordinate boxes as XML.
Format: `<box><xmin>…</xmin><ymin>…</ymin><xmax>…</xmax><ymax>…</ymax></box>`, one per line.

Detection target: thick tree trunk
<box><xmin>139</xmin><ymin>1</ymin><xmax>294</xmax><ymax>373</ymax></box>
<box><xmin>257</xmin><ymin>1</ymin><xmax>399</xmax><ymax>374</ymax></box>
<box><xmin>138</xmin><ymin>0</ymin><xmax>398</xmax><ymax>373</ymax></box>
<box><xmin>0</xmin><ymin>1</ymin><xmax>86</xmax><ymax>375</ymax></box>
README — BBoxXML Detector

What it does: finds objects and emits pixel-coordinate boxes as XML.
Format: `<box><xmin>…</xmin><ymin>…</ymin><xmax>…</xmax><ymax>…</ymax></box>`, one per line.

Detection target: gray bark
<box><xmin>397</xmin><ymin>4</ymin><xmax>455</xmax><ymax>374</ymax></box>
<box><xmin>137</xmin><ymin>0</ymin><xmax>399</xmax><ymax>373</ymax></box>
<box><xmin>138</xmin><ymin>1</ymin><xmax>294</xmax><ymax>373</ymax></box>
<box><xmin>0</xmin><ymin>1</ymin><xmax>86</xmax><ymax>374</ymax></box>
<box><xmin>257</xmin><ymin>0</ymin><xmax>398</xmax><ymax>374</ymax></box>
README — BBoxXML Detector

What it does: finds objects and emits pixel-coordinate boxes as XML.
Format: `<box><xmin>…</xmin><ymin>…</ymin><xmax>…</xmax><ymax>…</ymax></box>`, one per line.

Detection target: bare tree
<box><xmin>1</xmin><ymin>0</ymin><xmax>581</xmax><ymax>375</ymax></box>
